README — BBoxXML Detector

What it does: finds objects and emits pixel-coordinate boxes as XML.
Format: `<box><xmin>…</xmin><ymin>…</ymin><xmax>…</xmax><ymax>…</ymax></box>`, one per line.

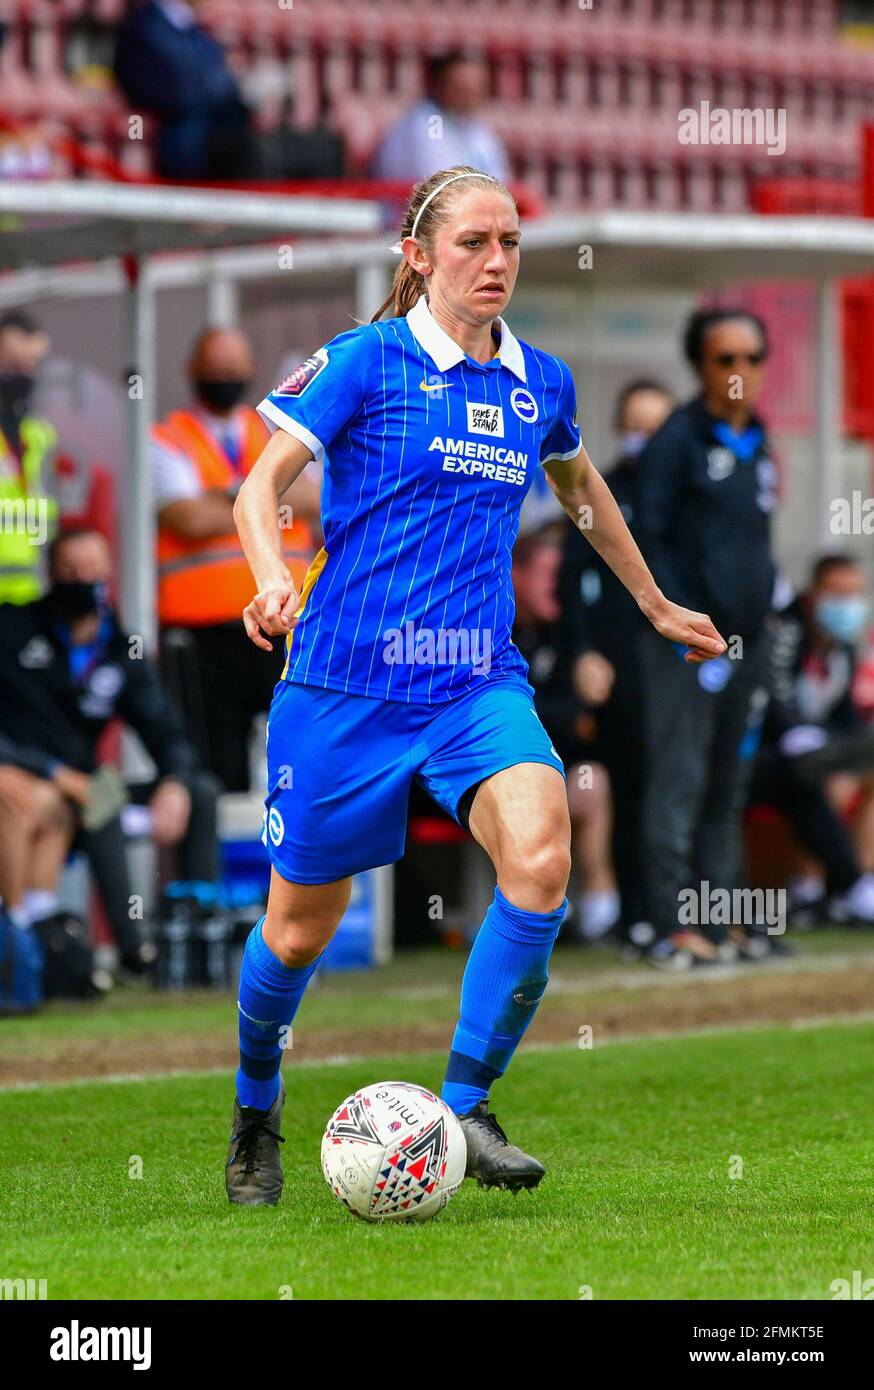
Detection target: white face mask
<box><xmin>619</xmin><ymin>431</ymin><xmax>648</xmax><ymax>460</ymax></box>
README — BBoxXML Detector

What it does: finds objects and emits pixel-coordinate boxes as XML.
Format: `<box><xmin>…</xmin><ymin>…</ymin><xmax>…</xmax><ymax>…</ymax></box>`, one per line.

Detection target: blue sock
<box><xmin>236</xmin><ymin>917</ymin><xmax>321</xmax><ymax>1111</ymax></box>
<box><xmin>442</xmin><ymin>886</ymin><xmax>567</xmax><ymax>1115</ymax></box>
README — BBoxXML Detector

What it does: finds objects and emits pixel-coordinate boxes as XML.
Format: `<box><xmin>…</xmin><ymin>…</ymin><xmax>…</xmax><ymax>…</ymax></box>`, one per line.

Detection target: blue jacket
<box><xmin>114</xmin><ymin>1</ymin><xmax>248</xmax><ymax>177</ymax></box>
<box><xmin>636</xmin><ymin>397</ymin><xmax>777</xmax><ymax>640</ymax></box>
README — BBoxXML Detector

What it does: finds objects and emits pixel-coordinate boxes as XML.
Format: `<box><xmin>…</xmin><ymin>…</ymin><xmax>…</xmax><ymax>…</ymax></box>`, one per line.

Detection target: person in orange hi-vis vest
<box><xmin>152</xmin><ymin>327</ymin><xmax>320</xmax><ymax>792</ymax></box>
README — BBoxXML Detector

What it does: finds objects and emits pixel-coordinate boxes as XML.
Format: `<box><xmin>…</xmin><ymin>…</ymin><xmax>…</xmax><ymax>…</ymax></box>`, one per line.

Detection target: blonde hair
<box><xmin>371</xmin><ymin>166</ymin><xmax>518</xmax><ymax>322</ymax></box>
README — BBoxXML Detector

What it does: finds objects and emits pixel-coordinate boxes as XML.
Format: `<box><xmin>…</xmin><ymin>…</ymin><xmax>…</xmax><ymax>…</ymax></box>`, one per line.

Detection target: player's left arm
<box><xmin>544</xmin><ymin>446</ymin><xmax>726</xmax><ymax>665</ymax></box>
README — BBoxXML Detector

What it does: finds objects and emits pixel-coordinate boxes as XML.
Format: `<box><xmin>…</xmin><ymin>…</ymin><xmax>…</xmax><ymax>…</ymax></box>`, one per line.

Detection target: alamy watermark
<box><xmin>830</xmin><ymin>1270</ymin><xmax>874</xmax><ymax>1299</ymax></box>
<box><xmin>1</xmin><ymin>1275</ymin><xmax>47</xmax><ymax>1299</ymax></box>
<box><xmin>678</xmin><ymin>880</ymin><xmax>786</xmax><ymax>935</ymax></box>
<box><xmin>383</xmin><ymin>622</ymin><xmax>492</xmax><ymax>675</ymax></box>
<box><xmin>678</xmin><ymin>101</ymin><xmax>786</xmax><ymax>157</ymax></box>
<box><xmin>829</xmin><ymin>491</ymin><xmax>874</xmax><ymax>536</ymax></box>
<box><xmin>0</xmin><ymin>496</ymin><xmax>50</xmax><ymax>545</ymax></box>
<box><xmin>50</xmin><ymin>1321</ymin><xmax>151</xmax><ymax>1370</ymax></box>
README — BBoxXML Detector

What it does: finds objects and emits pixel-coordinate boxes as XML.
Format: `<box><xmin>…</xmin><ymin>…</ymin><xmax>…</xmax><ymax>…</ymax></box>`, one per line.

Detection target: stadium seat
<box><xmin>1</xmin><ymin>0</ymin><xmax>869</xmax><ymax>208</ymax></box>
<box><xmin>288</xmin><ymin>46</ymin><xmax>321</xmax><ymax>129</ymax></box>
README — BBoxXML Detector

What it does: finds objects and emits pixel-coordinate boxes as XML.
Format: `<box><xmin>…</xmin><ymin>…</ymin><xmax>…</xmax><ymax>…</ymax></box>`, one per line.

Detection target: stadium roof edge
<box><xmin>2</xmin><ymin>187</ymin><xmax>873</xmax><ymax>285</ymax></box>
<box><xmin>0</xmin><ymin>180</ymin><xmax>381</xmax><ymax>271</ymax></box>
<box><xmin>517</xmin><ymin>209</ymin><xmax>874</xmax><ymax>285</ymax></box>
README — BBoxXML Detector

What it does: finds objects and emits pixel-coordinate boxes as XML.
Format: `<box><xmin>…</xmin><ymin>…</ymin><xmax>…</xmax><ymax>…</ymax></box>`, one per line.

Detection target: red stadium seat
<box><xmin>288</xmin><ymin>46</ymin><xmax>321</xmax><ymax>129</ymax></box>
<box><xmin>0</xmin><ymin>0</ymin><xmax>868</xmax><ymax>210</ymax></box>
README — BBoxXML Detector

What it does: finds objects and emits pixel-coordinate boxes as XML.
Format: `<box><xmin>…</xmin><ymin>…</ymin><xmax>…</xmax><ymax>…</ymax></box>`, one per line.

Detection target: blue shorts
<box><xmin>262</xmin><ymin>675</ymin><xmax>565</xmax><ymax>884</ymax></box>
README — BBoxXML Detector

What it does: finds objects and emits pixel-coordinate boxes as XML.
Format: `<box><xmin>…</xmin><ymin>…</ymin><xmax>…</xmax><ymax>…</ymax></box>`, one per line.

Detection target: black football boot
<box><xmin>225</xmin><ymin>1083</ymin><xmax>286</xmax><ymax>1206</ymax></box>
<box><xmin>458</xmin><ymin>1100</ymin><xmax>545</xmax><ymax>1191</ymax></box>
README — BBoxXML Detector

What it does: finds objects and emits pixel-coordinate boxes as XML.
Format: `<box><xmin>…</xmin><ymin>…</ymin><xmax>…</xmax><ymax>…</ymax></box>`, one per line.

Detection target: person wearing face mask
<box><xmin>0</xmin><ymin>310</ymin><xmax>59</xmax><ymax>605</ymax></box>
<box><xmin>151</xmin><ymin>327</ymin><xmax>320</xmax><ymax>792</ymax></box>
<box><xmin>0</xmin><ymin>527</ymin><xmax>221</xmax><ymax>975</ymax></box>
<box><xmin>557</xmin><ymin>379</ymin><xmax>675</xmax><ymax>954</ymax></box>
<box><xmin>750</xmin><ymin>554</ymin><xmax>874</xmax><ymax>925</ymax></box>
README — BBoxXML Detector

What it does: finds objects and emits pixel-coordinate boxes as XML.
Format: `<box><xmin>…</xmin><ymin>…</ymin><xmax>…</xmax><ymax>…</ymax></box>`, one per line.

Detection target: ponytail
<box><xmin>371</xmin><ymin>259</ymin><xmax>425</xmax><ymax>323</ymax></box>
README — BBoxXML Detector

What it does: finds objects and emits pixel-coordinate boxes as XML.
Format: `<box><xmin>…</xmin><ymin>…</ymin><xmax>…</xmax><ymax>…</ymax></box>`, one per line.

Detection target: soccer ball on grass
<box><xmin>321</xmin><ymin>1080</ymin><xmax>466</xmax><ymax>1222</ymax></box>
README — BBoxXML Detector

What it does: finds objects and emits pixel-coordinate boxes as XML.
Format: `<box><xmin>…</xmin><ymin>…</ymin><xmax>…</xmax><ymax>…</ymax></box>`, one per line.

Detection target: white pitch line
<box><xmin>0</xmin><ymin>1057</ymin><xmax>358</xmax><ymax>1094</ymax></box>
<box><xmin>2</xmin><ymin>1011</ymin><xmax>874</xmax><ymax>1093</ymax></box>
<box><xmin>548</xmin><ymin>948</ymin><xmax>874</xmax><ymax>994</ymax></box>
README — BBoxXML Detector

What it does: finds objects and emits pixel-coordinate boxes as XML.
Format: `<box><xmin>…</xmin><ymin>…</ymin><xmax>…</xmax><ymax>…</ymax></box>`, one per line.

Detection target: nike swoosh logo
<box><xmin>419</xmin><ymin>380</ymin><xmax>452</xmax><ymax>393</ymax></box>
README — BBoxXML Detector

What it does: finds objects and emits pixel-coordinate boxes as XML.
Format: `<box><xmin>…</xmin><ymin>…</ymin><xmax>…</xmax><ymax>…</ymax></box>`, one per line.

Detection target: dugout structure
<box><xmin>0</xmin><ymin>180</ymin><xmax>380</xmax><ymax>647</ymax></box>
<box><xmin>2</xmin><ymin>186</ymin><xmax>874</xmax><ymax>639</ymax></box>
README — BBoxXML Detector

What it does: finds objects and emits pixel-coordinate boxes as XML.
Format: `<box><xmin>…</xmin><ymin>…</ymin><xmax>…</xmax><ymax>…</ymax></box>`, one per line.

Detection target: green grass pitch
<box><xmin>1</xmin><ymin>1018</ymin><xmax>873</xmax><ymax>1300</ymax></box>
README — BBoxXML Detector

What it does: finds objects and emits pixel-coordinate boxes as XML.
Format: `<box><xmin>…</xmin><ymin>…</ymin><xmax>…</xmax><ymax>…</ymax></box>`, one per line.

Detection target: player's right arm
<box><xmin>233</xmin><ymin>429</ymin><xmax>314</xmax><ymax>652</ymax></box>
<box><xmin>239</xmin><ymin>326</ymin><xmax>375</xmax><ymax>649</ymax></box>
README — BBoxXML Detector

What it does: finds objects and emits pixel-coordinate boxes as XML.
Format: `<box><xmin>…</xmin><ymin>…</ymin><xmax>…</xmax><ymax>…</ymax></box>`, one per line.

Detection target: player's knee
<box><xmin>506</xmin><ymin>834</ymin><xmax>571</xmax><ymax>905</ymax></box>
<box><xmin>264</xmin><ymin>893</ymin><xmax>347</xmax><ymax>969</ymax></box>
<box><xmin>267</xmin><ymin>917</ymin><xmax>332</xmax><ymax>969</ymax></box>
<box><xmin>532</xmin><ymin>840</ymin><xmax>572</xmax><ymax>902</ymax></box>
<box><xmin>278</xmin><ymin>940</ymin><xmax>324</xmax><ymax>970</ymax></box>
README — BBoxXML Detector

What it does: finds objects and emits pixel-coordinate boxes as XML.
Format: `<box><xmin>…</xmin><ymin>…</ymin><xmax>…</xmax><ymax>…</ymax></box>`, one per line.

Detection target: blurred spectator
<box><xmin>0</xmin><ymin>125</ymin><xmax>54</xmax><ymax>180</ymax></box>
<box><xmin>370</xmin><ymin>52</ymin><xmax>509</xmax><ymax>183</ymax></box>
<box><xmin>113</xmin><ymin>1</ymin><xmax>344</xmax><ymax>181</ymax></box>
<box><xmin>114</xmin><ymin>0</ymin><xmax>251</xmax><ymax>180</ymax></box>
<box><xmin>0</xmin><ymin>527</ymin><xmax>220</xmax><ymax>973</ymax></box>
<box><xmin>852</xmin><ymin>625</ymin><xmax>874</xmax><ymax>724</ymax></box>
<box><xmin>751</xmin><ymin>553</ymin><xmax>874</xmax><ymax>924</ymax></box>
<box><xmin>558</xmin><ymin>379</ymin><xmax>675</xmax><ymax>950</ymax></box>
<box><xmin>0</xmin><ymin>311</ymin><xmax>59</xmax><ymax>605</ymax></box>
<box><xmin>511</xmin><ymin>533</ymin><xmax>618</xmax><ymax>942</ymax></box>
<box><xmin>850</xmin><ymin>624</ymin><xmax>874</xmax><ymax>869</ymax></box>
<box><xmin>152</xmin><ymin>327</ymin><xmax>319</xmax><ymax>791</ymax></box>
<box><xmin>637</xmin><ymin>308</ymin><xmax>778</xmax><ymax>967</ymax></box>
<box><xmin>0</xmin><ymin>740</ymin><xmax>76</xmax><ymax>945</ymax></box>
<box><xmin>0</xmin><ymin>21</ymin><xmax>53</xmax><ymax>179</ymax></box>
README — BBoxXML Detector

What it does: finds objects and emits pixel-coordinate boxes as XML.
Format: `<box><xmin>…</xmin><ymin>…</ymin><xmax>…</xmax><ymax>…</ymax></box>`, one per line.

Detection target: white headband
<box><xmin>390</xmin><ymin>171</ymin><xmax>497</xmax><ymax>253</ymax></box>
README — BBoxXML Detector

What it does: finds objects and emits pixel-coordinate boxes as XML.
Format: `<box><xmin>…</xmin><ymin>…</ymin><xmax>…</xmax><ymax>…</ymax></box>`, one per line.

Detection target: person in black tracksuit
<box><xmin>558</xmin><ymin>379</ymin><xmax>675</xmax><ymax>943</ymax></box>
<box><xmin>0</xmin><ymin>528</ymin><xmax>219</xmax><ymax>968</ymax></box>
<box><xmin>750</xmin><ymin>553</ymin><xmax>874</xmax><ymax>921</ymax></box>
<box><xmin>635</xmin><ymin>309</ymin><xmax>777</xmax><ymax>962</ymax></box>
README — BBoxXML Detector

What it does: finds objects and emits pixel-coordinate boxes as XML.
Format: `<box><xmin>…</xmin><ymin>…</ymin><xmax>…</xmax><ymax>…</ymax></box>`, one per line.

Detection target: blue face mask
<box><xmin>619</xmin><ymin>431</ymin><xmax>649</xmax><ymax>460</ymax></box>
<box><xmin>814</xmin><ymin>596</ymin><xmax>870</xmax><ymax>644</ymax></box>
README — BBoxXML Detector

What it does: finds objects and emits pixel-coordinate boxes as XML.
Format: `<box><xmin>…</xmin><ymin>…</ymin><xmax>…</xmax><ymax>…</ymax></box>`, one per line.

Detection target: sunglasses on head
<box><xmin>713</xmin><ymin>351</ymin><xmax>766</xmax><ymax>368</ymax></box>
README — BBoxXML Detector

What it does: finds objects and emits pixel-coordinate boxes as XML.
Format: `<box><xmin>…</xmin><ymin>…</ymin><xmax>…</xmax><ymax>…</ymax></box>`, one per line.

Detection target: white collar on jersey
<box><xmin>406</xmin><ymin>294</ymin><xmax>527</xmax><ymax>383</ymax></box>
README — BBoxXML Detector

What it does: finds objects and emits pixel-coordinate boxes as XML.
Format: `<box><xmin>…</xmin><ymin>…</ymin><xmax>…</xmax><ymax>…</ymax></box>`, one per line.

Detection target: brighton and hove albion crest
<box><xmin>273</xmin><ymin>348</ymin><xmax>329</xmax><ymax>397</ymax></box>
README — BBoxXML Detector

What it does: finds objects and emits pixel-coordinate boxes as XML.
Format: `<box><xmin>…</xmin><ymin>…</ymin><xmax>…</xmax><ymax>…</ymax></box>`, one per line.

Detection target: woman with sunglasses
<box><xmin>636</xmin><ymin>307</ymin><xmax>779</xmax><ymax>969</ymax></box>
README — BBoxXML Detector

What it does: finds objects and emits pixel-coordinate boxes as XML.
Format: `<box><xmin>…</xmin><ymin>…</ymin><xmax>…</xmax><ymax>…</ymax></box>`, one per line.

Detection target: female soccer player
<box><xmin>225</xmin><ymin>165</ymin><xmax>726</xmax><ymax>1205</ymax></box>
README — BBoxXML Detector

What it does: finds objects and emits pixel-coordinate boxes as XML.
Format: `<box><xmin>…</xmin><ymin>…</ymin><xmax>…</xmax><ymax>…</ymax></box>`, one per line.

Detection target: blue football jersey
<box><xmin>258</xmin><ymin>293</ymin><xmax>582</xmax><ymax>704</ymax></box>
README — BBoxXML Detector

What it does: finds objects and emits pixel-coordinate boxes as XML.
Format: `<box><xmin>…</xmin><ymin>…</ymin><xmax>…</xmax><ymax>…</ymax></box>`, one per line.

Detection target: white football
<box><xmin>321</xmin><ymin>1080</ymin><xmax>467</xmax><ymax>1222</ymax></box>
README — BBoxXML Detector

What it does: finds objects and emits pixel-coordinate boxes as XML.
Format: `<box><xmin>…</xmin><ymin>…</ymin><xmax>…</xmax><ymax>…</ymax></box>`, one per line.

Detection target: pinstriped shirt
<box><xmin>257</xmin><ymin>294</ymin><xmax>582</xmax><ymax>704</ymax></box>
